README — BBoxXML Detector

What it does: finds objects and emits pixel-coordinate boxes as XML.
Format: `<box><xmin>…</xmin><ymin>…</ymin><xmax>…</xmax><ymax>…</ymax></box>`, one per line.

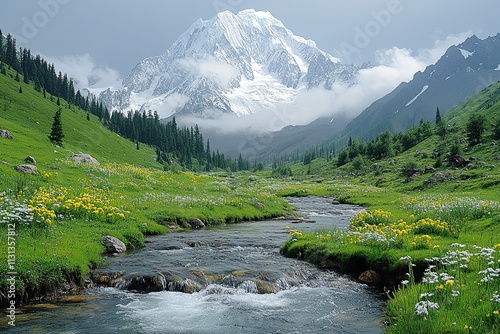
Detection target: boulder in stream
<box><xmin>358</xmin><ymin>270</ymin><xmax>381</xmax><ymax>285</ymax></box>
<box><xmin>187</xmin><ymin>218</ymin><xmax>205</xmax><ymax>229</ymax></box>
<box><xmin>103</xmin><ymin>235</ymin><xmax>127</xmax><ymax>254</ymax></box>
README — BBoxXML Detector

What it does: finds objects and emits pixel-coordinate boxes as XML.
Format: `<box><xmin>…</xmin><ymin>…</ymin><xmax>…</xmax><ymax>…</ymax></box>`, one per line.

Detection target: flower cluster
<box><xmin>285</xmin><ymin>225</ymin><xmax>304</xmax><ymax>241</ymax></box>
<box><xmin>400</xmin><ymin>195</ymin><xmax>500</xmax><ymax>230</ymax></box>
<box><xmin>27</xmin><ymin>186</ymin><xmax>128</xmax><ymax>225</ymax></box>
<box><xmin>350</xmin><ymin>209</ymin><xmax>392</xmax><ymax>227</ymax></box>
<box><xmin>0</xmin><ymin>193</ymin><xmax>33</xmax><ymax>226</ymax></box>
<box><xmin>399</xmin><ymin>242</ymin><xmax>500</xmax><ymax>327</ymax></box>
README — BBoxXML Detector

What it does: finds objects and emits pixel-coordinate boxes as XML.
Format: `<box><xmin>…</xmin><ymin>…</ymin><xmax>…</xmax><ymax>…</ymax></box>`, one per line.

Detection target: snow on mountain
<box><xmin>343</xmin><ymin>33</ymin><xmax>500</xmax><ymax>141</ymax></box>
<box><xmin>100</xmin><ymin>9</ymin><xmax>360</xmax><ymax>120</ymax></box>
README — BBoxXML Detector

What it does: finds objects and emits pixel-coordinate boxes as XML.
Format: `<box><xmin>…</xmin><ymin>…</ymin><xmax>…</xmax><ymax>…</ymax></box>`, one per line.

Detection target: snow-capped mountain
<box><xmin>100</xmin><ymin>9</ymin><xmax>360</xmax><ymax>119</ymax></box>
<box><xmin>342</xmin><ymin>33</ymin><xmax>500</xmax><ymax>141</ymax></box>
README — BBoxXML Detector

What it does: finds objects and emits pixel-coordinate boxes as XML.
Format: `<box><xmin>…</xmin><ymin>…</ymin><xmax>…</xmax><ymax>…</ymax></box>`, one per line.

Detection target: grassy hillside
<box><xmin>279</xmin><ymin>82</ymin><xmax>500</xmax><ymax>333</ymax></box>
<box><xmin>0</xmin><ymin>67</ymin><xmax>293</xmax><ymax>307</ymax></box>
<box><xmin>0</xmin><ymin>68</ymin><xmax>159</xmax><ymax>169</ymax></box>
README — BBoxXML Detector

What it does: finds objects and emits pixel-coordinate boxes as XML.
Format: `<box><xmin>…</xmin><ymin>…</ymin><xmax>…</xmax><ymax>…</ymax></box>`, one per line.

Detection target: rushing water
<box><xmin>4</xmin><ymin>197</ymin><xmax>385</xmax><ymax>334</ymax></box>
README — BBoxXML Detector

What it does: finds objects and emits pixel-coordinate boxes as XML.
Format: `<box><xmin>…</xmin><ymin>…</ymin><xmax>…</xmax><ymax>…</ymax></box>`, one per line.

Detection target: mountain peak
<box><xmin>102</xmin><ymin>9</ymin><xmax>360</xmax><ymax>119</ymax></box>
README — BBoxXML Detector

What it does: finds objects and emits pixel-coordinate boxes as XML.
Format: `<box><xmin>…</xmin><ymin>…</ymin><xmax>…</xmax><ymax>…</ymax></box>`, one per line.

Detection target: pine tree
<box><xmin>49</xmin><ymin>108</ymin><xmax>64</xmax><ymax>146</ymax></box>
<box><xmin>435</xmin><ymin>107</ymin><xmax>442</xmax><ymax>124</ymax></box>
<box><xmin>0</xmin><ymin>29</ymin><xmax>4</xmax><ymax>62</ymax></box>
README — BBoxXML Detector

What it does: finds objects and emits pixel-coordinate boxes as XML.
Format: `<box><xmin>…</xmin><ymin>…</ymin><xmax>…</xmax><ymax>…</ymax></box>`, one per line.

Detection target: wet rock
<box><xmin>186</xmin><ymin>241</ymin><xmax>206</xmax><ymax>247</ymax></box>
<box><xmin>14</xmin><ymin>164</ymin><xmax>37</xmax><ymax>174</ymax></box>
<box><xmin>358</xmin><ymin>270</ymin><xmax>380</xmax><ymax>285</ymax></box>
<box><xmin>255</xmin><ymin>280</ymin><xmax>279</xmax><ymax>294</ymax></box>
<box><xmin>168</xmin><ymin>278</ymin><xmax>202</xmax><ymax>293</ymax></box>
<box><xmin>127</xmin><ymin>274</ymin><xmax>167</xmax><ymax>293</ymax></box>
<box><xmin>103</xmin><ymin>235</ymin><xmax>127</xmax><ymax>254</ymax></box>
<box><xmin>58</xmin><ymin>295</ymin><xmax>86</xmax><ymax>303</ymax></box>
<box><xmin>24</xmin><ymin>156</ymin><xmax>36</xmax><ymax>164</ymax></box>
<box><xmin>0</xmin><ymin>129</ymin><xmax>13</xmax><ymax>139</ymax></box>
<box><xmin>187</xmin><ymin>218</ymin><xmax>205</xmax><ymax>229</ymax></box>
<box><xmin>71</xmin><ymin>153</ymin><xmax>100</xmax><ymax>166</ymax></box>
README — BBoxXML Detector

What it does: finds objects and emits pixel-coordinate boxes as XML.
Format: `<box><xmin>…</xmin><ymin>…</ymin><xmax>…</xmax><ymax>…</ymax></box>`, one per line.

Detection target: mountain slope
<box><xmin>0</xmin><ymin>67</ymin><xmax>159</xmax><ymax>169</ymax></box>
<box><xmin>100</xmin><ymin>9</ymin><xmax>360</xmax><ymax>119</ymax></box>
<box><xmin>342</xmin><ymin>34</ymin><xmax>500</xmax><ymax>142</ymax></box>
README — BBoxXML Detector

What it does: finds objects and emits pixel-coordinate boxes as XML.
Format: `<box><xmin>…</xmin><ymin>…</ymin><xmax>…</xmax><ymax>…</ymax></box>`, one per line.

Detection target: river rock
<box><xmin>14</xmin><ymin>164</ymin><xmax>37</xmax><ymax>174</ymax></box>
<box><xmin>71</xmin><ymin>153</ymin><xmax>100</xmax><ymax>166</ymax></box>
<box><xmin>167</xmin><ymin>278</ymin><xmax>202</xmax><ymax>293</ymax></box>
<box><xmin>103</xmin><ymin>235</ymin><xmax>127</xmax><ymax>254</ymax></box>
<box><xmin>255</xmin><ymin>280</ymin><xmax>279</xmax><ymax>294</ymax></box>
<box><xmin>186</xmin><ymin>241</ymin><xmax>206</xmax><ymax>247</ymax></box>
<box><xmin>358</xmin><ymin>270</ymin><xmax>380</xmax><ymax>285</ymax></box>
<box><xmin>24</xmin><ymin>156</ymin><xmax>36</xmax><ymax>164</ymax></box>
<box><xmin>127</xmin><ymin>274</ymin><xmax>166</xmax><ymax>292</ymax></box>
<box><xmin>187</xmin><ymin>218</ymin><xmax>205</xmax><ymax>229</ymax></box>
<box><xmin>0</xmin><ymin>129</ymin><xmax>13</xmax><ymax>139</ymax></box>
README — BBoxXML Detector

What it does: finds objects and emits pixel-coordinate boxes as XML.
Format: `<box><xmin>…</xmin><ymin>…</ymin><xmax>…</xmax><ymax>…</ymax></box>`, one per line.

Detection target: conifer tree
<box><xmin>435</xmin><ymin>107</ymin><xmax>442</xmax><ymax>124</ymax></box>
<box><xmin>49</xmin><ymin>108</ymin><xmax>64</xmax><ymax>146</ymax></box>
<box><xmin>0</xmin><ymin>29</ymin><xmax>4</xmax><ymax>61</ymax></box>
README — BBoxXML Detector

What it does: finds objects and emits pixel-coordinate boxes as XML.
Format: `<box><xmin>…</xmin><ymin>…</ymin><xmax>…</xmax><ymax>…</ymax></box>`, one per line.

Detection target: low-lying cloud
<box><xmin>180</xmin><ymin>32</ymin><xmax>474</xmax><ymax>133</ymax></box>
<box><xmin>45</xmin><ymin>32</ymin><xmax>474</xmax><ymax>135</ymax></box>
<box><xmin>44</xmin><ymin>53</ymin><xmax>122</xmax><ymax>92</ymax></box>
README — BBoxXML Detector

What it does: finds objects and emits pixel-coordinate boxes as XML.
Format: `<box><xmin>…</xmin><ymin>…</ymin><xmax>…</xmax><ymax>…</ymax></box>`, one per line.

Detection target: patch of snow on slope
<box><xmin>224</xmin><ymin>60</ymin><xmax>296</xmax><ymax>117</ymax></box>
<box><xmin>459</xmin><ymin>48</ymin><xmax>474</xmax><ymax>59</ymax></box>
<box><xmin>405</xmin><ymin>85</ymin><xmax>429</xmax><ymax>107</ymax></box>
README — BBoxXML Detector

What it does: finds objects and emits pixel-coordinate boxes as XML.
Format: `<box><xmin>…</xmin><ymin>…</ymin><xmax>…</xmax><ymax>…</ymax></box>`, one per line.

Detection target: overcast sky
<box><xmin>1</xmin><ymin>0</ymin><xmax>498</xmax><ymax>78</ymax></box>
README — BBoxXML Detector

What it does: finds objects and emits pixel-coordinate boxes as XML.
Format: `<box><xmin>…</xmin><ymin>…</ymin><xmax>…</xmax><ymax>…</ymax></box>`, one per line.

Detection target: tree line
<box><xmin>0</xmin><ymin>29</ymin><xmax>251</xmax><ymax>172</ymax></box>
<box><xmin>108</xmin><ymin>110</ymin><xmax>250</xmax><ymax>171</ymax></box>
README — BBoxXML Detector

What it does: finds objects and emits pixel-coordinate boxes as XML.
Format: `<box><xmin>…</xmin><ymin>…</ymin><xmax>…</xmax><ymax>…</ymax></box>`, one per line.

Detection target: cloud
<box><xmin>416</xmin><ymin>31</ymin><xmax>473</xmax><ymax>64</ymax></box>
<box><xmin>44</xmin><ymin>53</ymin><xmax>122</xmax><ymax>91</ymax></box>
<box><xmin>178</xmin><ymin>32</ymin><xmax>475</xmax><ymax>134</ymax></box>
<box><xmin>176</xmin><ymin>56</ymin><xmax>239</xmax><ymax>88</ymax></box>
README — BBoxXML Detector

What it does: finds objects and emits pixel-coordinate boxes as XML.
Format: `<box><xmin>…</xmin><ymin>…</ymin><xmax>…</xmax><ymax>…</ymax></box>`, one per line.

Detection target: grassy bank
<box><xmin>278</xmin><ymin>83</ymin><xmax>500</xmax><ymax>333</ymax></box>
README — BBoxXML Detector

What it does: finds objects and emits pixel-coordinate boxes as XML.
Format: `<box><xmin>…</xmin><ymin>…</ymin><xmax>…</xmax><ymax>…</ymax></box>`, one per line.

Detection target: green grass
<box><xmin>0</xmin><ymin>68</ymin><xmax>294</xmax><ymax>305</ymax></box>
<box><xmin>277</xmin><ymin>82</ymin><xmax>500</xmax><ymax>333</ymax></box>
